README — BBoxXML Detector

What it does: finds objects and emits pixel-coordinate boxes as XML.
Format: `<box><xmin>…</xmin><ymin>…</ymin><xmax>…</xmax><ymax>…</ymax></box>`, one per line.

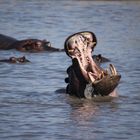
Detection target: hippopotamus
<box><xmin>0</xmin><ymin>56</ymin><xmax>30</xmax><ymax>63</ymax></box>
<box><xmin>0</xmin><ymin>34</ymin><xmax>63</xmax><ymax>52</ymax></box>
<box><xmin>64</xmin><ymin>31</ymin><xmax>121</xmax><ymax>98</ymax></box>
<box><xmin>92</xmin><ymin>54</ymin><xmax>110</xmax><ymax>64</ymax></box>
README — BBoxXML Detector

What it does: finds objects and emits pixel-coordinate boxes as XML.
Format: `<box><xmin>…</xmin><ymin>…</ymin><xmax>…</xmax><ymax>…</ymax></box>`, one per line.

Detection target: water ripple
<box><xmin>0</xmin><ymin>0</ymin><xmax>140</xmax><ymax>140</ymax></box>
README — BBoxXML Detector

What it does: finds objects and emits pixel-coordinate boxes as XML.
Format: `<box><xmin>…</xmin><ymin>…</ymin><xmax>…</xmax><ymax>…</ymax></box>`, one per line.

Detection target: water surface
<box><xmin>0</xmin><ymin>0</ymin><xmax>140</xmax><ymax>140</ymax></box>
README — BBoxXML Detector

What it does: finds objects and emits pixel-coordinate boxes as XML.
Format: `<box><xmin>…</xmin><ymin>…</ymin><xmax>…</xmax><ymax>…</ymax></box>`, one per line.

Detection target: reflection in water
<box><xmin>70</xmin><ymin>98</ymin><xmax>98</xmax><ymax>123</ymax></box>
<box><xmin>68</xmin><ymin>95</ymin><xmax>119</xmax><ymax>124</ymax></box>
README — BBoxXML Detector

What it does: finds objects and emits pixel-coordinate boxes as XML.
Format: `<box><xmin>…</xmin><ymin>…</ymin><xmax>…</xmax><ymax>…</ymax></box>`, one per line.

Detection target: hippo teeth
<box><xmin>88</xmin><ymin>64</ymin><xmax>118</xmax><ymax>83</ymax></box>
<box><xmin>87</xmin><ymin>72</ymin><xmax>96</xmax><ymax>83</ymax></box>
<box><xmin>78</xmin><ymin>56</ymin><xmax>118</xmax><ymax>83</ymax></box>
<box><xmin>109</xmin><ymin>64</ymin><xmax>117</xmax><ymax>75</ymax></box>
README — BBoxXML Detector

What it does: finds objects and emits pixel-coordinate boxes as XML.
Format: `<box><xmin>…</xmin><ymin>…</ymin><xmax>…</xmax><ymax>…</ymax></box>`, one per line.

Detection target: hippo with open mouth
<box><xmin>0</xmin><ymin>34</ymin><xmax>63</xmax><ymax>52</ymax></box>
<box><xmin>64</xmin><ymin>31</ymin><xmax>121</xmax><ymax>98</ymax></box>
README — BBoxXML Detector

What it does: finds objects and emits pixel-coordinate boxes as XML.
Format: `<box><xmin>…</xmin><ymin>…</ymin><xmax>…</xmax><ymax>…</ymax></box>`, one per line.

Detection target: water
<box><xmin>0</xmin><ymin>0</ymin><xmax>140</xmax><ymax>140</ymax></box>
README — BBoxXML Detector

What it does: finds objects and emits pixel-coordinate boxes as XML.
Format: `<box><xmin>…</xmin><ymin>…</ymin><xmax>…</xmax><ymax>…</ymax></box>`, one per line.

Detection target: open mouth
<box><xmin>64</xmin><ymin>31</ymin><xmax>121</xmax><ymax>96</ymax></box>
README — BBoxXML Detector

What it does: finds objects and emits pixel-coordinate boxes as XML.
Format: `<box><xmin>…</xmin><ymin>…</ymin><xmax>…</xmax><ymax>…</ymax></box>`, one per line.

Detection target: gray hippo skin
<box><xmin>64</xmin><ymin>31</ymin><xmax>121</xmax><ymax>98</ymax></box>
<box><xmin>0</xmin><ymin>34</ymin><xmax>63</xmax><ymax>52</ymax></box>
<box><xmin>92</xmin><ymin>54</ymin><xmax>110</xmax><ymax>64</ymax></box>
<box><xmin>0</xmin><ymin>56</ymin><xmax>30</xmax><ymax>63</ymax></box>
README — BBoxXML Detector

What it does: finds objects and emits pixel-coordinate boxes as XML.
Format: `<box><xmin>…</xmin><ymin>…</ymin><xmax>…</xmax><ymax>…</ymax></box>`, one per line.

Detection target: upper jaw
<box><xmin>64</xmin><ymin>31</ymin><xmax>103</xmax><ymax>83</ymax></box>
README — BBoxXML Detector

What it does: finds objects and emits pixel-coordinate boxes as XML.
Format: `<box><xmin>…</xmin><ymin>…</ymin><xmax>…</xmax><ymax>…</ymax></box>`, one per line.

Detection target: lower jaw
<box><xmin>92</xmin><ymin>74</ymin><xmax>121</xmax><ymax>96</ymax></box>
<box><xmin>77</xmin><ymin>60</ymin><xmax>121</xmax><ymax>96</ymax></box>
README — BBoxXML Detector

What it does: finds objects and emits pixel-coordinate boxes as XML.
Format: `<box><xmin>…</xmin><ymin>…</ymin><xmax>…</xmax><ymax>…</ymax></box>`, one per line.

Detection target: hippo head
<box><xmin>15</xmin><ymin>39</ymin><xmax>51</xmax><ymax>52</ymax></box>
<box><xmin>64</xmin><ymin>31</ymin><xmax>121</xmax><ymax>98</ymax></box>
<box><xmin>15</xmin><ymin>39</ymin><xmax>63</xmax><ymax>52</ymax></box>
<box><xmin>16</xmin><ymin>56</ymin><xmax>30</xmax><ymax>63</ymax></box>
<box><xmin>9</xmin><ymin>56</ymin><xmax>30</xmax><ymax>63</ymax></box>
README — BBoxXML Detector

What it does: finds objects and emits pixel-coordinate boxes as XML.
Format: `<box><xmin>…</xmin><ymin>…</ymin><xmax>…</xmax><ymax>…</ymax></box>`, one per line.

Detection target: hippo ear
<box><xmin>64</xmin><ymin>31</ymin><xmax>97</xmax><ymax>57</ymax></box>
<box><xmin>22</xmin><ymin>56</ymin><xmax>26</xmax><ymax>60</ymax></box>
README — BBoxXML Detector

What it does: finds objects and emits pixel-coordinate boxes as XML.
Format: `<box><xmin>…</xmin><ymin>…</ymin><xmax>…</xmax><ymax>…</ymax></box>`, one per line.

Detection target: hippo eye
<box><xmin>10</xmin><ymin>57</ymin><xmax>16</xmax><ymax>61</ymax></box>
<box><xmin>35</xmin><ymin>41</ymin><xmax>42</xmax><ymax>46</ymax></box>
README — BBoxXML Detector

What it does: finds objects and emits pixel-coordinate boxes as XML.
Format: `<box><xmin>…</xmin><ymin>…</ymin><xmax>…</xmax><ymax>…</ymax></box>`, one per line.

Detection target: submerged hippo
<box><xmin>92</xmin><ymin>54</ymin><xmax>110</xmax><ymax>64</ymax></box>
<box><xmin>64</xmin><ymin>31</ymin><xmax>121</xmax><ymax>98</ymax></box>
<box><xmin>0</xmin><ymin>34</ymin><xmax>63</xmax><ymax>52</ymax></box>
<box><xmin>0</xmin><ymin>56</ymin><xmax>30</xmax><ymax>63</ymax></box>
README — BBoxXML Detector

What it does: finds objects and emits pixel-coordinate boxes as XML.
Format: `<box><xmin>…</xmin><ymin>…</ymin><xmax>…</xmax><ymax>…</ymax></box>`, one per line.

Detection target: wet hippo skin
<box><xmin>64</xmin><ymin>31</ymin><xmax>121</xmax><ymax>98</ymax></box>
<box><xmin>0</xmin><ymin>34</ymin><xmax>64</xmax><ymax>52</ymax></box>
<box><xmin>92</xmin><ymin>54</ymin><xmax>110</xmax><ymax>64</ymax></box>
<box><xmin>0</xmin><ymin>56</ymin><xmax>30</xmax><ymax>63</ymax></box>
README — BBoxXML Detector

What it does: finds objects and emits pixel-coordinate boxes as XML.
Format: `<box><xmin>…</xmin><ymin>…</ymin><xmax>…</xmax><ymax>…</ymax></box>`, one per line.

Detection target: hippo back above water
<box><xmin>0</xmin><ymin>34</ymin><xmax>17</xmax><ymax>50</ymax></box>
